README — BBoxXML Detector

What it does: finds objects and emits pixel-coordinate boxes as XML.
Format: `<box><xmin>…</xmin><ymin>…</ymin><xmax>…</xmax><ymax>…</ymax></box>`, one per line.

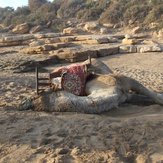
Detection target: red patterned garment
<box><xmin>50</xmin><ymin>64</ymin><xmax>87</xmax><ymax>96</ymax></box>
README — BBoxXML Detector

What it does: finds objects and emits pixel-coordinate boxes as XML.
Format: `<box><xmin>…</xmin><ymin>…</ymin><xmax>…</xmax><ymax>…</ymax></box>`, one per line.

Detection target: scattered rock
<box><xmin>142</xmin><ymin>40</ymin><xmax>159</xmax><ymax>45</ymax></box>
<box><xmin>55</xmin><ymin>148</ymin><xmax>69</xmax><ymax>155</ymax></box>
<box><xmin>71</xmin><ymin>147</ymin><xmax>81</xmax><ymax>156</ymax></box>
<box><xmin>45</xmin><ymin>38</ymin><xmax>61</xmax><ymax>44</ymax></box>
<box><xmin>12</xmin><ymin>23</ymin><xmax>30</xmax><ymax>34</ymax></box>
<box><xmin>100</xmin><ymin>27</ymin><xmax>108</xmax><ymax>34</ymax></box>
<box><xmin>34</xmin><ymin>33</ymin><xmax>62</xmax><ymax>39</ymax></box>
<box><xmin>75</xmin><ymin>36</ymin><xmax>92</xmax><ymax>41</ymax></box>
<box><xmin>97</xmin><ymin>46</ymin><xmax>119</xmax><ymax>57</ymax></box>
<box><xmin>54</xmin><ymin>48</ymin><xmax>97</xmax><ymax>62</ymax></box>
<box><xmin>119</xmin><ymin>45</ymin><xmax>137</xmax><ymax>53</ymax></box>
<box><xmin>29</xmin><ymin>40</ymin><xmax>45</xmax><ymax>47</ymax></box>
<box><xmin>63</xmin><ymin>27</ymin><xmax>80</xmax><ymax>34</ymax></box>
<box><xmin>84</xmin><ymin>22</ymin><xmax>99</xmax><ymax>32</ymax></box>
<box><xmin>30</xmin><ymin>25</ymin><xmax>42</xmax><ymax>34</ymax></box>
<box><xmin>21</xmin><ymin>45</ymin><xmax>56</xmax><ymax>54</ymax></box>
<box><xmin>158</xmin><ymin>29</ymin><xmax>163</xmax><ymax>38</ymax></box>
<box><xmin>137</xmin><ymin>45</ymin><xmax>162</xmax><ymax>53</ymax></box>
<box><xmin>136</xmin><ymin>154</ymin><xmax>148</xmax><ymax>163</ymax></box>
<box><xmin>132</xmin><ymin>26</ymin><xmax>142</xmax><ymax>34</ymax></box>
<box><xmin>0</xmin><ymin>34</ymin><xmax>34</xmax><ymax>47</ymax></box>
<box><xmin>60</xmin><ymin>36</ymin><xmax>75</xmax><ymax>42</ymax></box>
<box><xmin>125</xmin><ymin>34</ymin><xmax>132</xmax><ymax>39</ymax></box>
<box><xmin>122</xmin><ymin>38</ymin><xmax>137</xmax><ymax>45</ymax></box>
<box><xmin>103</xmin><ymin>23</ymin><xmax>114</xmax><ymax>28</ymax></box>
<box><xmin>86</xmin><ymin>37</ymin><xmax>109</xmax><ymax>44</ymax></box>
<box><xmin>149</xmin><ymin>22</ymin><xmax>159</xmax><ymax>29</ymax></box>
<box><xmin>108</xmin><ymin>37</ymin><xmax>118</xmax><ymax>43</ymax></box>
<box><xmin>9</xmin><ymin>82</ymin><xmax>15</xmax><ymax>88</ymax></box>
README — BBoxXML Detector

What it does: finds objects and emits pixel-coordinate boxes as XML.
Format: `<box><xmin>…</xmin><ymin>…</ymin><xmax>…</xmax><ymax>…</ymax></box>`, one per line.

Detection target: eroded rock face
<box><xmin>12</xmin><ymin>23</ymin><xmax>30</xmax><ymax>34</ymax></box>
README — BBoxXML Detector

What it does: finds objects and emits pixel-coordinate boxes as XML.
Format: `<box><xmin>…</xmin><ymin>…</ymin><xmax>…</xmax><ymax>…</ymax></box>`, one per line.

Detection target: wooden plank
<box><xmin>38</xmin><ymin>82</ymin><xmax>50</xmax><ymax>86</ymax></box>
<box><xmin>38</xmin><ymin>78</ymin><xmax>49</xmax><ymax>80</ymax></box>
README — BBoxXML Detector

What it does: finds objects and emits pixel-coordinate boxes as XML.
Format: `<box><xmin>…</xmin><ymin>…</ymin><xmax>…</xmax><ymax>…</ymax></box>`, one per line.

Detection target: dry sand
<box><xmin>0</xmin><ymin>51</ymin><xmax>163</xmax><ymax>162</ymax></box>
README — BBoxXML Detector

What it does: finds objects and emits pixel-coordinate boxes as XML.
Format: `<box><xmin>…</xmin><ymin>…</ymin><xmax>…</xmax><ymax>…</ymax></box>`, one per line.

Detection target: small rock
<box><xmin>9</xmin><ymin>82</ymin><xmax>15</xmax><ymax>87</ymax></box>
<box><xmin>71</xmin><ymin>147</ymin><xmax>81</xmax><ymax>156</ymax></box>
<box><xmin>132</xmin><ymin>26</ymin><xmax>142</xmax><ymax>34</ymax></box>
<box><xmin>125</xmin><ymin>34</ymin><xmax>132</xmax><ymax>39</ymax></box>
<box><xmin>122</xmin><ymin>38</ymin><xmax>137</xmax><ymax>45</ymax></box>
<box><xmin>119</xmin><ymin>45</ymin><xmax>137</xmax><ymax>53</ymax></box>
<box><xmin>55</xmin><ymin>148</ymin><xmax>69</xmax><ymax>155</ymax></box>
<box><xmin>30</xmin><ymin>25</ymin><xmax>42</xmax><ymax>34</ymax></box>
<box><xmin>12</xmin><ymin>23</ymin><xmax>30</xmax><ymax>34</ymax></box>
<box><xmin>100</xmin><ymin>27</ymin><xmax>108</xmax><ymax>34</ymax></box>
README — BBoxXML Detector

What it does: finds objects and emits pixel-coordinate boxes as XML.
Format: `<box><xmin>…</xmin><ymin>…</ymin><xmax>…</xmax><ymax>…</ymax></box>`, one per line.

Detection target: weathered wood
<box><xmin>35</xmin><ymin>66</ymin><xmax>38</xmax><ymax>95</ymax></box>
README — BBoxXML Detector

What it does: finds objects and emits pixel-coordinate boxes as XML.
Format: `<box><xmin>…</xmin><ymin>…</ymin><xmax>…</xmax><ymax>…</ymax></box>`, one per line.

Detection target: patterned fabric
<box><xmin>61</xmin><ymin>64</ymin><xmax>87</xmax><ymax>96</ymax></box>
<box><xmin>50</xmin><ymin>64</ymin><xmax>87</xmax><ymax>96</ymax></box>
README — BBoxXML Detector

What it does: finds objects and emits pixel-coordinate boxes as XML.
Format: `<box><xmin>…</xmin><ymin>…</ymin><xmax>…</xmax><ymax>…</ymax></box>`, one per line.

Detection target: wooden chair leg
<box><xmin>35</xmin><ymin>66</ymin><xmax>39</xmax><ymax>95</ymax></box>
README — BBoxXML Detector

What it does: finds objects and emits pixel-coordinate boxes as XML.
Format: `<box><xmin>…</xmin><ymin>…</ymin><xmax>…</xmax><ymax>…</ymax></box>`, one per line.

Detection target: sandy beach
<box><xmin>0</xmin><ymin>50</ymin><xmax>163</xmax><ymax>162</ymax></box>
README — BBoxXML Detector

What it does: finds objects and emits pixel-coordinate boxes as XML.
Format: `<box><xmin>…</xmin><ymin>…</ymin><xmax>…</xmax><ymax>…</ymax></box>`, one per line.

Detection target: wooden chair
<box><xmin>35</xmin><ymin>55</ymin><xmax>92</xmax><ymax>94</ymax></box>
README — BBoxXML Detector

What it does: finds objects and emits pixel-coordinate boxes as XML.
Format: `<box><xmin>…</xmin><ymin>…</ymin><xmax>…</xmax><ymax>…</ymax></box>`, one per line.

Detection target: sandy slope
<box><xmin>0</xmin><ymin>52</ymin><xmax>163</xmax><ymax>162</ymax></box>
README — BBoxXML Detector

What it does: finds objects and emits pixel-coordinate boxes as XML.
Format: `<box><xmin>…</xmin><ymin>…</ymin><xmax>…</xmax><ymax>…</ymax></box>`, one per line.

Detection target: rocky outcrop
<box><xmin>12</xmin><ymin>23</ymin><xmax>30</xmax><ymax>34</ymax></box>
<box><xmin>0</xmin><ymin>35</ymin><xmax>34</xmax><ymax>47</ymax></box>
<box><xmin>21</xmin><ymin>45</ymin><xmax>56</xmax><ymax>54</ymax></box>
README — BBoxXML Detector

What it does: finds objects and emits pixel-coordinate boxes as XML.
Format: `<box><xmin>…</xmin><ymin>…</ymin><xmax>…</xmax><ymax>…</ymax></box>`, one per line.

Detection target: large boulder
<box><xmin>12</xmin><ymin>23</ymin><xmax>30</xmax><ymax>34</ymax></box>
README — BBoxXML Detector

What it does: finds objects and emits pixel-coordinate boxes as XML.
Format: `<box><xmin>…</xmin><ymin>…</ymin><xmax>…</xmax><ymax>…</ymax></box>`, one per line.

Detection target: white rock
<box><xmin>119</xmin><ymin>45</ymin><xmax>137</xmax><ymax>53</ymax></box>
<box><xmin>137</xmin><ymin>45</ymin><xmax>162</xmax><ymax>53</ymax></box>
